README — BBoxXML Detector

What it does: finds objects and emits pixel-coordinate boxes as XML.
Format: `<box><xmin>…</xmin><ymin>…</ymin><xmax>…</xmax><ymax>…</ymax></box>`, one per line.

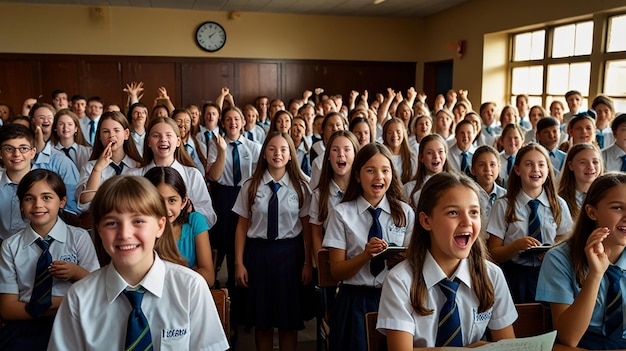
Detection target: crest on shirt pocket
<box><xmin>386</xmin><ymin>225</ymin><xmax>406</xmax><ymax>246</ymax></box>
<box><xmin>58</xmin><ymin>253</ymin><xmax>78</xmax><ymax>263</ymax></box>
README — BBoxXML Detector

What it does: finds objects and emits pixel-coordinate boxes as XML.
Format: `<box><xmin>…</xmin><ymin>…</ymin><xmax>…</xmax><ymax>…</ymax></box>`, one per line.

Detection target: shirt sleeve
<box><xmin>486</xmin><ymin>198</ymin><xmax>508</xmax><ymax>239</ymax></box>
<box><xmin>487</xmin><ymin>264</ymin><xmax>518</xmax><ymax>330</ymax></box>
<box><xmin>0</xmin><ymin>239</ymin><xmax>19</xmax><ymax>294</ymax></box>
<box><xmin>309</xmin><ymin>190</ymin><xmax>322</xmax><ymax>225</ymax></box>
<box><xmin>74</xmin><ymin>227</ymin><xmax>101</xmax><ymax>272</ymax></box>
<box><xmin>376</xmin><ymin>264</ymin><xmax>417</xmax><ymax>335</ymax></box>
<box><xmin>536</xmin><ymin>245</ymin><xmax>577</xmax><ymax>305</ymax></box>
<box><xmin>187</xmin><ymin>167</ymin><xmax>217</xmax><ymax>227</ymax></box>
<box><xmin>188</xmin><ymin>275</ymin><xmax>230</xmax><ymax>351</ymax></box>
<box><xmin>322</xmin><ymin>206</ymin><xmax>347</xmax><ymax>250</ymax></box>
<box><xmin>48</xmin><ymin>287</ymin><xmax>86</xmax><ymax>351</ymax></box>
<box><xmin>232</xmin><ymin>181</ymin><xmax>251</xmax><ymax>218</ymax></box>
<box><xmin>556</xmin><ymin>197</ymin><xmax>574</xmax><ymax>236</ymax></box>
<box><xmin>190</xmin><ymin>212</ymin><xmax>210</xmax><ymax>237</ymax></box>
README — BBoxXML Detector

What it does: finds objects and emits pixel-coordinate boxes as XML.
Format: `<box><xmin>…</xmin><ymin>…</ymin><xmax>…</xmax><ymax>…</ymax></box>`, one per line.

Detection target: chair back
<box><xmin>513</xmin><ymin>303</ymin><xmax>552</xmax><ymax>337</ymax></box>
<box><xmin>317</xmin><ymin>249</ymin><xmax>339</xmax><ymax>287</ymax></box>
<box><xmin>210</xmin><ymin>288</ymin><xmax>230</xmax><ymax>338</ymax></box>
<box><xmin>365</xmin><ymin>312</ymin><xmax>387</xmax><ymax>351</ymax></box>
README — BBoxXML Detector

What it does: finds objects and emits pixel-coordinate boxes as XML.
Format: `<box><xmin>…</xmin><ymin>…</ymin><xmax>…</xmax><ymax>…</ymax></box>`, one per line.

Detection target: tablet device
<box><xmin>375</xmin><ymin>246</ymin><xmax>407</xmax><ymax>260</ymax></box>
<box><xmin>520</xmin><ymin>245</ymin><xmax>552</xmax><ymax>257</ymax></box>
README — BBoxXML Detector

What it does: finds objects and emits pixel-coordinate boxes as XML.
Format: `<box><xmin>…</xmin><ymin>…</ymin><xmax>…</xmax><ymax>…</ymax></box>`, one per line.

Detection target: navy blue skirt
<box><xmin>243</xmin><ymin>236</ymin><xmax>305</xmax><ymax>331</ymax></box>
<box><xmin>501</xmin><ymin>261</ymin><xmax>540</xmax><ymax>303</ymax></box>
<box><xmin>329</xmin><ymin>284</ymin><xmax>382</xmax><ymax>351</ymax></box>
<box><xmin>578</xmin><ymin>331</ymin><xmax>626</xmax><ymax>349</ymax></box>
<box><xmin>0</xmin><ymin>317</ymin><xmax>55</xmax><ymax>350</ymax></box>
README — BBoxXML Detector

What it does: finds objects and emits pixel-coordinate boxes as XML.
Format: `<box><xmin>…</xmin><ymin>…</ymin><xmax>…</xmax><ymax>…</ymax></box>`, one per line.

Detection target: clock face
<box><xmin>195</xmin><ymin>21</ymin><xmax>226</xmax><ymax>52</ymax></box>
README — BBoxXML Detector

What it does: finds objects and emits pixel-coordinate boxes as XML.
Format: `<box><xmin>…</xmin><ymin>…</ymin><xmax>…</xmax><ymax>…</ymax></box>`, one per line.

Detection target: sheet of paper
<box><xmin>470</xmin><ymin>331</ymin><xmax>557</xmax><ymax>351</ymax></box>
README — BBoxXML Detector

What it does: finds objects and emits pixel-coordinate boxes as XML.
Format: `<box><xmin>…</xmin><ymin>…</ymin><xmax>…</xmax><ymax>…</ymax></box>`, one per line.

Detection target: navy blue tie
<box><xmin>247</xmin><ymin>131</ymin><xmax>254</xmax><ymax>141</ymax></box>
<box><xmin>61</xmin><ymin>147</ymin><xmax>72</xmax><ymax>158</ymax></box>
<box><xmin>301</xmin><ymin>152</ymin><xmax>311</xmax><ymax>177</ymax></box>
<box><xmin>597</xmin><ymin>132</ymin><xmax>605</xmax><ymax>149</ymax></box>
<box><xmin>507</xmin><ymin>156</ymin><xmax>514</xmax><ymax>175</ymax></box>
<box><xmin>89</xmin><ymin>119</ymin><xmax>96</xmax><ymax>145</ymax></box>
<box><xmin>485</xmin><ymin>126</ymin><xmax>493</xmax><ymax>136</ymax></box>
<box><xmin>110</xmin><ymin>162</ymin><xmax>124</xmax><ymax>175</ymax></box>
<box><xmin>528</xmin><ymin>199</ymin><xmax>542</xmax><ymax>243</ymax></box>
<box><xmin>621</xmin><ymin>155</ymin><xmax>626</xmax><ymax>172</ymax></box>
<box><xmin>489</xmin><ymin>193</ymin><xmax>497</xmax><ymax>207</ymax></box>
<box><xmin>367</xmin><ymin>207</ymin><xmax>385</xmax><ymax>276</ymax></box>
<box><xmin>605</xmin><ymin>265</ymin><xmax>623</xmax><ymax>339</ymax></box>
<box><xmin>204</xmin><ymin>130</ymin><xmax>213</xmax><ymax>156</ymax></box>
<box><xmin>26</xmin><ymin>237</ymin><xmax>53</xmax><ymax>318</ymax></box>
<box><xmin>231</xmin><ymin>141</ymin><xmax>242</xmax><ymax>185</ymax></box>
<box><xmin>267</xmin><ymin>181</ymin><xmax>280</xmax><ymax>240</ymax></box>
<box><xmin>123</xmin><ymin>290</ymin><xmax>153</xmax><ymax>351</ymax></box>
<box><xmin>436</xmin><ymin>278</ymin><xmax>463</xmax><ymax>347</ymax></box>
<box><xmin>460</xmin><ymin>152</ymin><xmax>470</xmax><ymax>176</ymax></box>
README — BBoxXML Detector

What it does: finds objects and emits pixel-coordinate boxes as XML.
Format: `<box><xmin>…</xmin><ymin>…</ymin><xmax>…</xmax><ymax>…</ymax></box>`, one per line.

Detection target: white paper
<box><xmin>470</xmin><ymin>331</ymin><xmax>557</xmax><ymax>351</ymax></box>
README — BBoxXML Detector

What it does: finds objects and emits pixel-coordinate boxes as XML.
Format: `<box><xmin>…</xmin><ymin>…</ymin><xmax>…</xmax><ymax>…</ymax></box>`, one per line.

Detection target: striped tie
<box><xmin>25</xmin><ymin>237</ymin><xmax>53</xmax><ymax>318</ymax></box>
<box><xmin>436</xmin><ymin>278</ymin><xmax>463</xmax><ymax>347</ymax></box>
<box><xmin>528</xmin><ymin>199</ymin><xmax>542</xmax><ymax>243</ymax></box>
<box><xmin>605</xmin><ymin>265</ymin><xmax>623</xmax><ymax>339</ymax></box>
<box><xmin>123</xmin><ymin>290</ymin><xmax>153</xmax><ymax>351</ymax></box>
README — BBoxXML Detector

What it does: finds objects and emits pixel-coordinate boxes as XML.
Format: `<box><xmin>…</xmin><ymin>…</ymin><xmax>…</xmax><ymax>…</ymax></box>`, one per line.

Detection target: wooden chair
<box><xmin>210</xmin><ymin>288</ymin><xmax>231</xmax><ymax>338</ymax></box>
<box><xmin>365</xmin><ymin>312</ymin><xmax>387</xmax><ymax>351</ymax></box>
<box><xmin>317</xmin><ymin>249</ymin><xmax>339</xmax><ymax>350</ymax></box>
<box><xmin>513</xmin><ymin>303</ymin><xmax>553</xmax><ymax>337</ymax></box>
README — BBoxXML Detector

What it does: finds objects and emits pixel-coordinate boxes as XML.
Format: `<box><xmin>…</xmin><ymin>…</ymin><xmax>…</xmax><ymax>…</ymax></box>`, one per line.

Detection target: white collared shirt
<box><xmin>486</xmin><ymin>189</ymin><xmax>573</xmax><ymax>266</ymax></box>
<box><xmin>232</xmin><ymin>170</ymin><xmax>311</xmax><ymax>239</ymax></box>
<box><xmin>0</xmin><ymin>219</ymin><xmax>99</xmax><ymax>301</ymax></box>
<box><xmin>322</xmin><ymin>195</ymin><xmax>414</xmax><ymax>287</ymax></box>
<box><xmin>131</xmin><ymin>130</ymin><xmax>145</xmax><ymax>157</ymax></box>
<box><xmin>499</xmin><ymin>151</ymin><xmax>516</xmax><ymax>186</ymax></box>
<box><xmin>0</xmin><ymin>170</ymin><xmax>24</xmax><ymax>240</ymax></box>
<box><xmin>207</xmin><ymin>135</ymin><xmax>261</xmax><ymax>187</ymax></box>
<box><xmin>602</xmin><ymin>143</ymin><xmax>626</xmax><ymax>172</ymax></box>
<box><xmin>376</xmin><ymin>253</ymin><xmax>517</xmax><ymax>346</ymax></box>
<box><xmin>309</xmin><ymin>155</ymin><xmax>324</xmax><ymax>190</ymax></box>
<box><xmin>128</xmin><ymin>160</ymin><xmax>217</xmax><ymax>227</ymax></box>
<box><xmin>390</xmin><ymin>152</ymin><xmax>418</xmax><ymax>182</ymax></box>
<box><xmin>447</xmin><ymin>143</ymin><xmax>476</xmax><ymax>174</ymax></box>
<box><xmin>309</xmin><ymin>179</ymin><xmax>344</xmax><ymax>227</ymax></box>
<box><xmin>47</xmin><ymin>254</ymin><xmax>229</xmax><ymax>351</ymax></box>
<box><xmin>76</xmin><ymin>154</ymin><xmax>139</xmax><ymax>213</ymax></box>
<box><xmin>79</xmin><ymin>116</ymin><xmax>100</xmax><ymax>146</ymax></box>
<box><xmin>54</xmin><ymin>142</ymin><xmax>92</xmax><ymax>171</ymax></box>
<box><xmin>478</xmin><ymin>184</ymin><xmax>507</xmax><ymax>237</ymax></box>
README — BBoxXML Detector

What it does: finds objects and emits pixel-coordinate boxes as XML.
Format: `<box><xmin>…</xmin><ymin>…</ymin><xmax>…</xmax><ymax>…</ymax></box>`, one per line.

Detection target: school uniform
<box><xmin>486</xmin><ymin>190</ymin><xmax>573</xmax><ymax>303</ymax></box>
<box><xmin>447</xmin><ymin>144</ymin><xmax>476</xmax><ymax>175</ymax></box>
<box><xmin>537</xmin><ymin>243</ymin><xmax>626</xmax><ymax>349</ymax></box>
<box><xmin>310</xmin><ymin>139</ymin><xmax>325</xmax><ymax>163</ymax></box>
<box><xmin>244</xmin><ymin>125</ymin><xmax>266</xmax><ymax>144</ymax></box>
<box><xmin>520</xmin><ymin>116</ymin><xmax>532</xmax><ymax>130</ymax></box>
<box><xmin>47</xmin><ymin>253</ymin><xmax>230</xmax><ymax>351</ymax></box>
<box><xmin>0</xmin><ymin>170</ymin><xmax>25</xmax><ymax>241</ymax></box>
<box><xmin>499</xmin><ymin>151</ymin><xmax>516</xmax><ymax>187</ymax></box>
<box><xmin>206</xmin><ymin>134</ymin><xmax>261</xmax><ymax>291</ymax></box>
<box><xmin>32</xmin><ymin>142</ymin><xmax>80</xmax><ymax>214</ymax></box>
<box><xmin>129</xmin><ymin>160</ymin><xmax>217</xmax><ymax>227</ymax></box>
<box><xmin>309</xmin><ymin>180</ymin><xmax>344</xmax><ymax>228</ymax></box>
<box><xmin>403</xmin><ymin>175</ymin><xmax>431</xmax><ymax>209</ymax></box>
<box><xmin>408</xmin><ymin>135</ymin><xmax>419</xmax><ymax>154</ymax></box>
<box><xmin>0</xmin><ymin>219</ymin><xmax>99</xmax><ymax>350</ymax></box>
<box><xmin>232</xmin><ymin>170</ymin><xmax>311</xmax><ymax>330</ymax></box>
<box><xmin>597</xmin><ymin>126</ymin><xmax>614</xmax><ymax>150</ymax></box>
<box><xmin>478</xmin><ymin>184</ymin><xmax>506</xmax><ymax>236</ymax></box>
<box><xmin>376</xmin><ymin>254</ymin><xmax>517</xmax><ymax>347</ymax></box>
<box><xmin>476</xmin><ymin>123</ymin><xmax>500</xmax><ymax>147</ymax></box>
<box><xmin>177</xmin><ymin>212</ymin><xmax>210</xmax><ymax>268</ymax></box>
<box><xmin>391</xmin><ymin>152</ymin><xmax>418</xmax><ymax>182</ymax></box>
<box><xmin>183</xmin><ymin>138</ymin><xmax>206</xmax><ymax>176</ymax></box>
<box><xmin>544</xmin><ymin>146</ymin><xmax>566</xmax><ymax>171</ymax></box>
<box><xmin>602</xmin><ymin>143</ymin><xmax>626</xmax><ymax>172</ymax></box>
<box><xmin>79</xmin><ymin>116</ymin><xmax>100</xmax><ymax>146</ymax></box>
<box><xmin>322</xmin><ymin>195</ymin><xmax>414</xmax><ymax>351</ymax></box>
<box><xmin>309</xmin><ymin>155</ymin><xmax>324</xmax><ymax>191</ymax></box>
<box><xmin>54</xmin><ymin>142</ymin><xmax>92</xmax><ymax>172</ymax></box>
<box><xmin>257</xmin><ymin>119</ymin><xmax>271</xmax><ymax>134</ymax></box>
<box><xmin>196</xmin><ymin>127</ymin><xmax>221</xmax><ymax>164</ymax></box>
<box><xmin>445</xmin><ymin>134</ymin><xmax>456</xmax><ymax>149</ymax></box>
<box><xmin>131</xmin><ymin>130</ymin><xmax>145</xmax><ymax>156</ymax></box>
<box><xmin>524</xmin><ymin>129</ymin><xmax>537</xmax><ymax>144</ymax></box>
<box><xmin>295</xmin><ymin>138</ymin><xmax>311</xmax><ymax>177</ymax></box>
<box><xmin>75</xmin><ymin>154</ymin><xmax>139</xmax><ymax>213</ymax></box>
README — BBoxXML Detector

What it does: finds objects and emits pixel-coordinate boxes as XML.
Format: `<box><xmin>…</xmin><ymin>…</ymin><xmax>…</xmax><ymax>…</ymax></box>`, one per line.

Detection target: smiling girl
<box><xmin>322</xmin><ymin>143</ymin><xmax>414</xmax><ymax>351</ymax></box>
<box><xmin>404</xmin><ymin>134</ymin><xmax>449</xmax><ymax>208</ymax></box>
<box><xmin>51</xmin><ymin>109</ymin><xmax>92</xmax><ymax>171</ymax></box>
<box><xmin>383</xmin><ymin>118</ymin><xmax>417</xmax><ymax>184</ymax></box>
<box><xmin>376</xmin><ymin>172</ymin><xmax>516</xmax><ymax>349</ymax></box>
<box><xmin>487</xmin><ymin>143</ymin><xmax>573</xmax><ymax>303</ymax></box>
<box><xmin>558</xmin><ymin>143</ymin><xmax>604</xmax><ymax>220</ymax></box>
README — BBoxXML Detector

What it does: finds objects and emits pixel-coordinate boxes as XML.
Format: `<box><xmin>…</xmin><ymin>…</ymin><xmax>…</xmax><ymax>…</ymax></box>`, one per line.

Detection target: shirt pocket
<box><xmin>386</xmin><ymin>225</ymin><xmax>407</xmax><ymax>246</ymax></box>
<box><xmin>159</xmin><ymin>325</ymin><xmax>191</xmax><ymax>350</ymax></box>
<box><xmin>468</xmin><ymin>307</ymin><xmax>491</xmax><ymax>342</ymax></box>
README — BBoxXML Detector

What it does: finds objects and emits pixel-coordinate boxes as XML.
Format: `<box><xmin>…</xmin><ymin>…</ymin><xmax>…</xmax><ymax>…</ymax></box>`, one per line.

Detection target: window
<box><xmin>509</xmin><ymin>14</ymin><xmax>626</xmax><ymax>116</ymax></box>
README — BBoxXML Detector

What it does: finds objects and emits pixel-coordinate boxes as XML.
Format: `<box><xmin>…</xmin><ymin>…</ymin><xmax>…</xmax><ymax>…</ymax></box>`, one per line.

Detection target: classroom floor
<box><xmin>216</xmin><ymin>268</ymin><xmax>318</xmax><ymax>351</ymax></box>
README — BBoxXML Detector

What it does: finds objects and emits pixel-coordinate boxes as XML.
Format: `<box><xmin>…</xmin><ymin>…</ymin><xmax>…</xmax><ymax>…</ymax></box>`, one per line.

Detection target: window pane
<box><xmin>553</xmin><ymin>24</ymin><xmax>575</xmax><ymax>58</ymax></box>
<box><xmin>574</xmin><ymin>21</ymin><xmax>593</xmax><ymax>56</ymax></box>
<box><xmin>547</xmin><ymin>63</ymin><xmax>590</xmax><ymax>96</ymax></box>
<box><xmin>512</xmin><ymin>66</ymin><xmax>543</xmax><ymax>95</ymax></box>
<box><xmin>614</xmin><ymin>99</ymin><xmax>626</xmax><ymax>114</ymax></box>
<box><xmin>608</xmin><ymin>14</ymin><xmax>626</xmax><ymax>52</ymax></box>
<box><xmin>552</xmin><ymin>21</ymin><xmax>592</xmax><ymax>58</ymax></box>
<box><xmin>513</xmin><ymin>30</ymin><xmax>545</xmax><ymax>61</ymax></box>
<box><xmin>605</xmin><ymin>60</ymin><xmax>626</xmax><ymax>96</ymax></box>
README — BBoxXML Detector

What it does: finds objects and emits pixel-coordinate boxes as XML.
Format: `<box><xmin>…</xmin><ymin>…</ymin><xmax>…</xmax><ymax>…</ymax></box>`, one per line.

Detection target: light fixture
<box><xmin>373</xmin><ymin>0</ymin><xmax>386</xmax><ymax>4</ymax></box>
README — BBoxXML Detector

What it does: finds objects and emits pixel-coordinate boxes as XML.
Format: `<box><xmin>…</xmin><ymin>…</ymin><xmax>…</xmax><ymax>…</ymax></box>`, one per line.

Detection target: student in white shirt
<box><xmin>50</xmin><ymin>109</ymin><xmax>92</xmax><ymax>172</ymax></box>
<box><xmin>404</xmin><ymin>134</ymin><xmax>449</xmax><ymax>209</ymax></box>
<box><xmin>557</xmin><ymin>143</ymin><xmax>603</xmax><ymax>221</ymax></box>
<box><xmin>498</xmin><ymin>124</ymin><xmax>524</xmax><ymax>187</ymax></box>
<box><xmin>0</xmin><ymin>169</ymin><xmax>99</xmax><ymax>350</ymax></box>
<box><xmin>377</xmin><ymin>173</ymin><xmax>516</xmax><ymax>349</ymax></box>
<box><xmin>48</xmin><ymin>175</ymin><xmax>229</xmax><ymax>351</ymax></box>
<box><xmin>447</xmin><ymin>120</ymin><xmax>477</xmax><ymax>177</ymax></box>
<box><xmin>602</xmin><ymin>113</ymin><xmax>626</xmax><ymax>172</ymax></box>
<box><xmin>592</xmin><ymin>95</ymin><xmax>616</xmax><ymax>149</ymax></box>
<box><xmin>470</xmin><ymin>145</ymin><xmax>507</xmax><ymax>235</ymax></box>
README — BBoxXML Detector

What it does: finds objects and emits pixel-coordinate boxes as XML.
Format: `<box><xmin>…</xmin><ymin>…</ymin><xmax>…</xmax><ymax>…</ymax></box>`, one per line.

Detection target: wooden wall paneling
<box><xmin>123</xmin><ymin>61</ymin><xmax>179</xmax><ymax>112</ymax></box>
<box><xmin>181</xmin><ymin>62</ymin><xmax>235</xmax><ymax>108</ymax></box>
<box><xmin>81</xmin><ymin>61</ymin><xmax>124</xmax><ymax>108</ymax></box>
<box><xmin>282</xmin><ymin>62</ymin><xmax>317</xmax><ymax>104</ymax></box>
<box><xmin>238</xmin><ymin>62</ymin><xmax>280</xmax><ymax>107</ymax></box>
<box><xmin>316</xmin><ymin>61</ymin><xmax>362</xmax><ymax>100</ymax></box>
<box><xmin>38</xmin><ymin>59</ymin><xmax>81</xmax><ymax>106</ymax></box>
<box><xmin>0</xmin><ymin>60</ymin><xmax>37</xmax><ymax>117</ymax></box>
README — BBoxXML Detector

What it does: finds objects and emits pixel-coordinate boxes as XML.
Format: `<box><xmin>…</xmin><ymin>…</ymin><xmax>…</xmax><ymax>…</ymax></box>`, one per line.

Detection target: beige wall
<box><xmin>0</xmin><ymin>2</ymin><xmax>422</xmax><ymax>61</ymax></box>
<box><xmin>419</xmin><ymin>0</ymin><xmax>626</xmax><ymax>105</ymax></box>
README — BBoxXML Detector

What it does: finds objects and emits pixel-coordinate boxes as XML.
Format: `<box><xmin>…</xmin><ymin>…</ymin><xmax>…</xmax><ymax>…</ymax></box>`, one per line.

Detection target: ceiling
<box><xmin>4</xmin><ymin>0</ymin><xmax>468</xmax><ymax>17</ymax></box>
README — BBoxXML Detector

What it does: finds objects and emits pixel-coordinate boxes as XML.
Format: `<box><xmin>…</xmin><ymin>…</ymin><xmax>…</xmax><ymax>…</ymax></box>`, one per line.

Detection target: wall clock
<box><xmin>195</xmin><ymin>21</ymin><xmax>226</xmax><ymax>52</ymax></box>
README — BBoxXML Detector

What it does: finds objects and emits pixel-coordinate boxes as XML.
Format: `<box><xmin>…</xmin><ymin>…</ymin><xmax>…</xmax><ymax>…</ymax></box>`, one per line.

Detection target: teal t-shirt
<box><xmin>177</xmin><ymin>211</ymin><xmax>210</xmax><ymax>268</ymax></box>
